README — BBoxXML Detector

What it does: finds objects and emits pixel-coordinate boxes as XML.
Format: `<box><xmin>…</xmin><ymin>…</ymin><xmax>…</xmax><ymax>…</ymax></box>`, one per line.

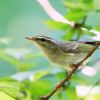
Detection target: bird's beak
<box><xmin>25</xmin><ymin>36</ymin><xmax>35</xmax><ymax>41</ymax></box>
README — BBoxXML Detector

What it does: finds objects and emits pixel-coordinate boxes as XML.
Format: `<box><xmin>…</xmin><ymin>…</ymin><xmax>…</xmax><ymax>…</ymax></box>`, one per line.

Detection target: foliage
<box><xmin>0</xmin><ymin>0</ymin><xmax>100</xmax><ymax>100</ymax></box>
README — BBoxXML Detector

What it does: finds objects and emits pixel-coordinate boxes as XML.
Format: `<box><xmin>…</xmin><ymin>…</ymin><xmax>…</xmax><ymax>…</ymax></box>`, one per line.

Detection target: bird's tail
<box><xmin>85</xmin><ymin>41</ymin><xmax>100</xmax><ymax>46</ymax></box>
<box><xmin>83</xmin><ymin>41</ymin><xmax>100</xmax><ymax>50</ymax></box>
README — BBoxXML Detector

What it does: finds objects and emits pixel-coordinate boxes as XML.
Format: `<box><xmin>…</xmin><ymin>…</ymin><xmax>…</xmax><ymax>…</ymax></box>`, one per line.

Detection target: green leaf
<box><xmin>94</xmin><ymin>26</ymin><xmax>100</xmax><ymax>31</ymax></box>
<box><xmin>63</xmin><ymin>28</ymin><xmax>75</xmax><ymax>40</ymax></box>
<box><xmin>0</xmin><ymin>50</ymin><xmax>20</xmax><ymax>67</ymax></box>
<box><xmin>30</xmin><ymin>80</ymin><xmax>51</xmax><ymax>100</ymax></box>
<box><xmin>0</xmin><ymin>58</ymin><xmax>17</xmax><ymax>77</ymax></box>
<box><xmin>45</xmin><ymin>20</ymin><xmax>69</xmax><ymax>31</ymax></box>
<box><xmin>83</xmin><ymin>24</ymin><xmax>93</xmax><ymax>30</ymax></box>
<box><xmin>0</xmin><ymin>82</ymin><xmax>20</xmax><ymax>99</ymax></box>
<box><xmin>64</xmin><ymin>0</ymin><xmax>94</xmax><ymax>12</ymax></box>
<box><xmin>66</xmin><ymin>87</ymin><xmax>78</xmax><ymax>100</ymax></box>
<box><xmin>34</xmin><ymin>70</ymin><xmax>49</xmax><ymax>81</ymax></box>
<box><xmin>0</xmin><ymin>91</ymin><xmax>15</xmax><ymax>100</ymax></box>
<box><xmin>65</xmin><ymin>10</ymin><xmax>86</xmax><ymax>22</ymax></box>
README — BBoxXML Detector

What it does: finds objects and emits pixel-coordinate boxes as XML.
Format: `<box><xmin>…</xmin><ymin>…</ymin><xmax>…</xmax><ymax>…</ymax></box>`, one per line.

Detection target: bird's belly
<box><xmin>50</xmin><ymin>53</ymin><xmax>87</xmax><ymax>67</ymax></box>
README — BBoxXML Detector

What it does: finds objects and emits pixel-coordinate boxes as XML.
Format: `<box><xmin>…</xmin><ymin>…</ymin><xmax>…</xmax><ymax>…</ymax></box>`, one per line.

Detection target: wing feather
<box><xmin>60</xmin><ymin>41</ymin><xmax>94</xmax><ymax>53</ymax></box>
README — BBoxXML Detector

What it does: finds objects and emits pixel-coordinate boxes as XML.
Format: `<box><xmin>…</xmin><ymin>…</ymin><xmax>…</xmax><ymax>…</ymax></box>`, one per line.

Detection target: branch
<box><xmin>37</xmin><ymin>0</ymin><xmax>74</xmax><ymax>27</ymax></box>
<box><xmin>40</xmin><ymin>42</ymin><xmax>100</xmax><ymax>100</ymax></box>
<box><xmin>36</xmin><ymin>1</ymin><xmax>100</xmax><ymax>99</ymax></box>
<box><xmin>75</xmin><ymin>16</ymin><xmax>87</xmax><ymax>40</ymax></box>
<box><xmin>37</xmin><ymin>0</ymin><xmax>100</xmax><ymax>41</ymax></box>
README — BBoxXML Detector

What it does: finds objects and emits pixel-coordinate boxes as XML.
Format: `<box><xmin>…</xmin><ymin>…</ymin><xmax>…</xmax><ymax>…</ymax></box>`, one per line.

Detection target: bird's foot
<box><xmin>70</xmin><ymin>64</ymin><xmax>77</xmax><ymax>70</ymax></box>
<box><xmin>70</xmin><ymin>62</ymin><xmax>82</xmax><ymax>70</ymax></box>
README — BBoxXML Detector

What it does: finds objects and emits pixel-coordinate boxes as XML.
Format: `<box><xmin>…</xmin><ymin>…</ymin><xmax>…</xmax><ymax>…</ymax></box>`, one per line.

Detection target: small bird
<box><xmin>25</xmin><ymin>35</ymin><xmax>97</xmax><ymax>71</ymax></box>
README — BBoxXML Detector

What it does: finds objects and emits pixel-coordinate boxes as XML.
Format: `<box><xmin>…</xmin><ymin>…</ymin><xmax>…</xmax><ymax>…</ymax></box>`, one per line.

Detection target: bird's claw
<box><xmin>70</xmin><ymin>64</ymin><xmax>77</xmax><ymax>70</ymax></box>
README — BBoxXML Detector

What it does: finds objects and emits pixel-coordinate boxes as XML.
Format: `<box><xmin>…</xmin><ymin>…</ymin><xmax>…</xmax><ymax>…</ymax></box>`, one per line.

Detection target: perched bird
<box><xmin>25</xmin><ymin>35</ymin><xmax>97</xmax><ymax>71</ymax></box>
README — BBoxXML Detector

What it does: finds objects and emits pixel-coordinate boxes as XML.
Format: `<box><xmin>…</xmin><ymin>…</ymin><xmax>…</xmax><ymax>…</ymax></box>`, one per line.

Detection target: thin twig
<box><xmin>40</xmin><ymin>42</ymin><xmax>100</xmax><ymax>100</ymax></box>
<box><xmin>75</xmin><ymin>16</ymin><xmax>87</xmax><ymax>41</ymax></box>
<box><xmin>37</xmin><ymin>0</ymin><xmax>100</xmax><ymax>41</ymax></box>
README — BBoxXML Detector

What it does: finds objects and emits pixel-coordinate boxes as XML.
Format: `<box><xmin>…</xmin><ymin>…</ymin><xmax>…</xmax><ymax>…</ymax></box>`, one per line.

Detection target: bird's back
<box><xmin>59</xmin><ymin>41</ymin><xmax>94</xmax><ymax>53</ymax></box>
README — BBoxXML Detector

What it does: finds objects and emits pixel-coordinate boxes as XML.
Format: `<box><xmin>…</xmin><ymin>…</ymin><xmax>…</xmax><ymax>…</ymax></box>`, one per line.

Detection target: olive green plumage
<box><xmin>26</xmin><ymin>36</ymin><xmax>95</xmax><ymax>70</ymax></box>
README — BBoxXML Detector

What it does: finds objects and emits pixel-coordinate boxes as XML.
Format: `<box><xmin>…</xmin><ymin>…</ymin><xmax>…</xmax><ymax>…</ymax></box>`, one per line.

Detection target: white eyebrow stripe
<box><xmin>37</xmin><ymin>36</ymin><xmax>57</xmax><ymax>43</ymax></box>
<box><xmin>46</xmin><ymin>38</ymin><xmax>57</xmax><ymax>43</ymax></box>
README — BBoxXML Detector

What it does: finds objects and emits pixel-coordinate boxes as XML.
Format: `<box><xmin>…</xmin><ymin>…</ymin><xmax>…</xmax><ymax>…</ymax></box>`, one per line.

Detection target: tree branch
<box><xmin>37</xmin><ymin>0</ymin><xmax>100</xmax><ymax>41</ymax></box>
<box><xmin>75</xmin><ymin>16</ymin><xmax>87</xmax><ymax>41</ymax></box>
<box><xmin>40</xmin><ymin>42</ymin><xmax>100</xmax><ymax>100</ymax></box>
<box><xmin>36</xmin><ymin>1</ymin><xmax>100</xmax><ymax>99</ymax></box>
<box><xmin>37</xmin><ymin>0</ymin><xmax>74</xmax><ymax>27</ymax></box>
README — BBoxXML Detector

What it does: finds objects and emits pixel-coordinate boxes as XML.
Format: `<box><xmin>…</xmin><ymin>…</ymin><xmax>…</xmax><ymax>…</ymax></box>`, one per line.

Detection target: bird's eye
<box><xmin>41</xmin><ymin>38</ymin><xmax>45</xmax><ymax>42</ymax></box>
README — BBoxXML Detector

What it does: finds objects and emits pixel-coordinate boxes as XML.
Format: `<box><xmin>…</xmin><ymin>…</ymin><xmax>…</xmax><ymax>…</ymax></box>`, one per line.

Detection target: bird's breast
<box><xmin>46</xmin><ymin>52</ymin><xmax>87</xmax><ymax>67</ymax></box>
<box><xmin>40</xmin><ymin>47</ymin><xmax>87</xmax><ymax>69</ymax></box>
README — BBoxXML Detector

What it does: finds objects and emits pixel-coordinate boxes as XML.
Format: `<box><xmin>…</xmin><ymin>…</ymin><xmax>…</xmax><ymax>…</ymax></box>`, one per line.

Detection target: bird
<box><xmin>25</xmin><ymin>35</ymin><xmax>98</xmax><ymax>72</ymax></box>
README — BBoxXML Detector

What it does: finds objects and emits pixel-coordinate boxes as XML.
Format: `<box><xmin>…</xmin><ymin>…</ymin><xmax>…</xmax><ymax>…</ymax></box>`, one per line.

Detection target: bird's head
<box><xmin>25</xmin><ymin>36</ymin><xmax>59</xmax><ymax>52</ymax></box>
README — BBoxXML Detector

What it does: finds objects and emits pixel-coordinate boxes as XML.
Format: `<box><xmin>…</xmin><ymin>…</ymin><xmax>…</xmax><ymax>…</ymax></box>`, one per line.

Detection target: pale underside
<box><xmin>40</xmin><ymin>42</ymin><xmax>93</xmax><ymax>70</ymax></box>
<box><xmin>33</xmin><ymin>39</ymin><xmax>94</xmax><ymax>71</ymax></box>
<box><xmin>47</xmin><ymin>52</ymin><xmax>88</xmax><ymax>70</ymax></box>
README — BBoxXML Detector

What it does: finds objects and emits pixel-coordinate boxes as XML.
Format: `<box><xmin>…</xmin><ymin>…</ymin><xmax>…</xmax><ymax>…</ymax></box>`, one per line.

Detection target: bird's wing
<box><xmin>60</xmin><ymin>41</ymin><xmax>94</xmax><ymax>53</ymax></box>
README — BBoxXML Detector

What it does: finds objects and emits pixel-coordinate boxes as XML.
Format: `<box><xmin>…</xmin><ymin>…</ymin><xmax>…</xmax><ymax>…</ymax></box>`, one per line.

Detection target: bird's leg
<box><xmin>70</xmin><ymin>64</ymin><xmax>78</xmax><ymax>70</ymax></box>
<box><xmin>40</xmin><ymin>42</ymin><xmax>100</xmax><ymax>100</ymax></box>
<box><xmin>55</xmin><ymin>61</ymin><xmax>84</xmax><ymax>90</ymax></box>
<box><xmin>70</xmin><ymin>41</ymin><xmax>100</xmax><ymax>70</ymax></box>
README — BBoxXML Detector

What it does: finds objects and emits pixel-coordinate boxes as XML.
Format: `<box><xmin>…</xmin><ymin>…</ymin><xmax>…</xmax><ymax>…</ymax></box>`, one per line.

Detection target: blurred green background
<box><xmin>0</xmin><ymin>0</ymin><xmax>100</xmax><ymax>100</ymax></box>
